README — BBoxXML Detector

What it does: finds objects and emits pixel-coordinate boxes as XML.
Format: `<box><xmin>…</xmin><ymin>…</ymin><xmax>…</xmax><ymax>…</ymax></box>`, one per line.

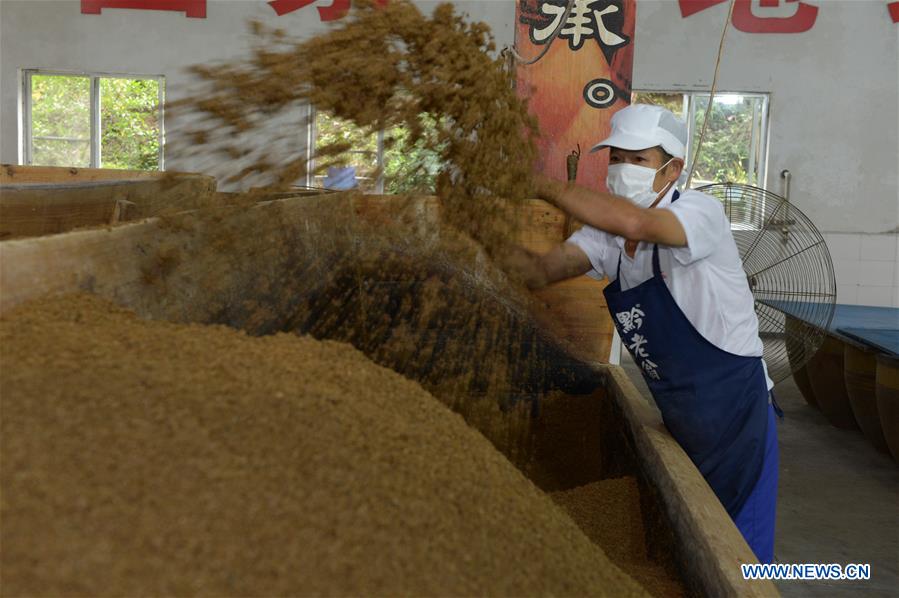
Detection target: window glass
<box><xmin>99</xmin><ymin>77</ymin><xmax>161</xmax><ymax>170</ymax></box>
<box><xmin>383</xmin><ymin>115</ymin><xmax>443</xmax><ymax>195</ymax></box>
<box><xmin>30</xmin><ymin>74</ymin><xmax>91</xmax><ymax>167</ymax></box>
<box><xmin>689</xmin><ymin>93</ymin><xmax>766</xmax><ymax>188</ymax></box>
<box><xmin>312</xmin><ymin>110</ymin><xmax>444</xmax><ymax>194</ymax></box>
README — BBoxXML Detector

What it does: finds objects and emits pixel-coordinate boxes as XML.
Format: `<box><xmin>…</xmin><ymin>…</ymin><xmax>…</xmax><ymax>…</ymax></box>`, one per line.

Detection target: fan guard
<box><xmin>696</xmin><ymin>183</ymin><xmax>837</xmax><ymax>385</ymax></box>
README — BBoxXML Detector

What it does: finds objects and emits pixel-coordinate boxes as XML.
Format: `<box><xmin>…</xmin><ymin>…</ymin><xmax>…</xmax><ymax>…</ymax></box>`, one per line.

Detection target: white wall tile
<box><xmin>857</xmin><ymin>286</ymin><xmax>893</xmax><ymax>307</ymax></box>
<box><xmin>860</xmin><ymin>234</ymin><xmax>898</xmax><ymax>261</ymax></box>
<box><xmin>858</xmin><ymin>260</ymin><xmax>896</xmax><ymax>287</ymax></box>
<box><xmin>832</xmin><ymin>259</ymin><xmax>861</xmax><ymax>286</ymax></box>
<box><xmin>893</xmin><ymin>287</ymin><xmax>899</xmax><ymax>309</ymax></box>
<box><xmin>824</xmin><ymin>233</ymin><xmax>861</xmax><ymax>261</ymax></box>
<box><xmin>837</xmin><ymin>284</ymin><xmax>859</xmax><ymax>304</ymax></box>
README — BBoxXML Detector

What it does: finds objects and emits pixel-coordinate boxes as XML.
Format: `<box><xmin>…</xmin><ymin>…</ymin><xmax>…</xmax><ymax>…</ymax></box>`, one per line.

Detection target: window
<box><xmin>310</xmin><ymin>111</ymin><xmax>382</xmax><ymax>192</ymax></box>
<box><xmin>632</xmin><ymin>91</ymin><xmax>769</xmax><ymax>189</ymax></box>
<box><xmin>308</xmin><ymin>109</ymin><xmax>442</xmax><ymax>194</ymax></box>
<box><xmin>23</xmin><ymin>70</ymin><xmax>164</xmax><ymax>170</ymax></box>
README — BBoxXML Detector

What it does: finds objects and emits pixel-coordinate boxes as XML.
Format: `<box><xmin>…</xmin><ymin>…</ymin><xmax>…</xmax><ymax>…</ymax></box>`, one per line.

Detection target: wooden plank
<box><xmin>603</xmin><ymin>365</ymin><xmax>779</xmax><ymax>597</ymax></box>
<box><xmin>0</xmin><ymin>193</ymin><xmax>438</xmax><ymax>320</ymax></box>
<box><xmin>1</xmin><ymin>183</ymin><xmax>140</xmax><ymax>239</ymax></box>
<box><xmin>1</xmin><ymin>163</ymin><xmax>166</xmax><ymax>183</ymax></box>
<box><xmin>1</xmin><ymin>173</ymin><xmax>217</xmax><ymax>239</ymax></box>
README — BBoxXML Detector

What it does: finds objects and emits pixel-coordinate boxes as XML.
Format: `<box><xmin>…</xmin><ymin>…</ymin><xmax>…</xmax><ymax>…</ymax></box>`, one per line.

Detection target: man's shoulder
<box><xmin>670</xmin><ymin>188</ymin><xmax>728</xmax><ymax>225</ymax></box>
<box><xmin>674</xmin><ymin>188</ymin><xmax>725</xmax><ymax>210</ymax></box>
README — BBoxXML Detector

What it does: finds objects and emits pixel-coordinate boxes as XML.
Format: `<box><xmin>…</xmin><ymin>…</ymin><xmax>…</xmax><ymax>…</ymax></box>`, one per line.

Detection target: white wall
<box><xmin>632</xmin><ymin>0</ymin><xmax>899</xmax><ymax>306</ymax></box>
<box><xmin>2</xmin><ymin>0</ymin><xmax>897</xmax><ymax>305</ymax></box>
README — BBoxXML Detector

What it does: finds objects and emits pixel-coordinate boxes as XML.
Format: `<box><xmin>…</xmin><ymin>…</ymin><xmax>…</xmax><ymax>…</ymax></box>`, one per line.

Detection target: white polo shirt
<box><xmin>567</xmin><ymin>186</ymin><xmax>774</xmax><ymax>390</ymax></box>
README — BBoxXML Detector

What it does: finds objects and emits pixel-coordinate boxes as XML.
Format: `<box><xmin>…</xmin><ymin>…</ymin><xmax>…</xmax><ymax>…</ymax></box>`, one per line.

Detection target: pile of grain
<box><xmin>0</xmin><ymin>293</ymin><xmax>646</xmax><ymax>597</ymax></box>
<box><xmin>128</xmin><ymin>194</ymin><xmax>601</xmax><ymax>463</ymax></box>
<box><xmin>551</xmin><ymin>478</ymin><xmax>686</xmax><ymax>598</ymax></box>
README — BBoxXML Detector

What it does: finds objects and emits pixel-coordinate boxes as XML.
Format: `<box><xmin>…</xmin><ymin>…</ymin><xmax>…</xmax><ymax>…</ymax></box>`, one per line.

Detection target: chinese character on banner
<box><xmin>522</xmin><ymin>0</ymin><xmax>629</xmax><ymax>63</ymax></box>
<box><xmin>81</xmin><ymin>0</ymin><xmax>206</xmax><ymax>18</ymax></box>
<box><xmin>269</xmin><ymin>0</ymin><xmax>387</xmax><ymax>21</ymax></box>
<box><xmin>514</xmin><ymin>0</ymin><xmax>635</xmax><ymax>192</ymax></box>
<box><xmin>678</xmin><ymin>0</ymin><xmax>818</xmax><ymax>33</ymax></box>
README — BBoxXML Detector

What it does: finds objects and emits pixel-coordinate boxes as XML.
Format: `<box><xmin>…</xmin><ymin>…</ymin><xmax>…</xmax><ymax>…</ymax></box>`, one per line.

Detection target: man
<box><xmin>516</xmin><ymin>104</ymin><xmax>779</xmax><ymax>563</ymax></box>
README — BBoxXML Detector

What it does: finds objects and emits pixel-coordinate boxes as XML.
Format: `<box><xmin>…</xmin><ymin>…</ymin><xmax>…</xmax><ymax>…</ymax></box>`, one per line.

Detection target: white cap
<box><xmin>590</xmin><ymin>104</ymin><xmax>688</xmax><ymax>159</ymax></box>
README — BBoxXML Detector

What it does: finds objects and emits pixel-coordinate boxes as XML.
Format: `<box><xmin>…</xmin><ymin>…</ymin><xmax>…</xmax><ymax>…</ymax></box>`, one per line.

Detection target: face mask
<box><xmin>606</xmin><ymin>159</ymin><xmax>674</xmax><ymax>208</ymax></box>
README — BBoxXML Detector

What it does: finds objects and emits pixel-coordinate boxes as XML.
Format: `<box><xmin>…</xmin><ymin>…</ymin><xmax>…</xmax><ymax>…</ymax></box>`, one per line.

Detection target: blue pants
<box><xmin>733</xmin><ymin>403</ymin><xmax>779</xmax><ymax>564</ymax></box>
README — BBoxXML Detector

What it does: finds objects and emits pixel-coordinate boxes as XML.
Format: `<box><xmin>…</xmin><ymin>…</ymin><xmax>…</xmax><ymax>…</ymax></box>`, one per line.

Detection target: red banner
<box><xmin>81</xmin><ymin>0</ymin><xmax>206</xmax><ymax>18</ymax></box>
<box><xmin>268</xmin><ymin>0</ymin><xmax>387</xmax><ymax>20</ymax></box>
<box><xmin>678</xmin><ymin>0</ymin><xmax>819</xmax><ymax>33</ymax></box>
<box><xmin>515</xmin><ymin>0</ymin><xmax>636</xmax><ymax>192</ymax></box>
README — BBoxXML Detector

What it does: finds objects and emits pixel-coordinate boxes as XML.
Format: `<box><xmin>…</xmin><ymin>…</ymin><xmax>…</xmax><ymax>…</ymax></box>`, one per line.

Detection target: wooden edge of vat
<box><xmin>0</xmin><ymin>192</ymin><xmax>442</xmax><ymax>316</ymax></box>
<box><xmin>601</xmin><ymin>364</ymin><xmax>779</xmax><ymax>598</ymax></box>
<box><xmin>0</xmin><ymin>163</ymin><xmax>214</xmax><ymax>184</ymax></box>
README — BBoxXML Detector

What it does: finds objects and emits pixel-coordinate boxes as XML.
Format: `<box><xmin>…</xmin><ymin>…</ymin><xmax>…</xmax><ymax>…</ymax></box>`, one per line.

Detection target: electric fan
<box><xmin>697</xmin><ymin>182</ymin><xmax>837</xmax><ymax>385</ymax></box>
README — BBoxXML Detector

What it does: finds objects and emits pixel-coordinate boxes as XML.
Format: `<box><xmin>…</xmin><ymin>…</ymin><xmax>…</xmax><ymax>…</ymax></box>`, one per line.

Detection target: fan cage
<box><xmin>697</xmin><ymin>183</ymin><xmax>837</xmax><ymax>385</ymax></box>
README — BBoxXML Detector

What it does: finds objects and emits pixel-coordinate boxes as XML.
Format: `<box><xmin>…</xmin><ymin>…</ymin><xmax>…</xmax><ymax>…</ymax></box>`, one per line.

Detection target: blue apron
<box><xmin>603</xmin><ymin>192</ymin><xmax>769</xmax><ymax>517</ymax></box>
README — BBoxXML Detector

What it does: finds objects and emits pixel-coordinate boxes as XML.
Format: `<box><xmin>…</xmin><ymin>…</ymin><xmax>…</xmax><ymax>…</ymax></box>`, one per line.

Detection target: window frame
<box><xmin>632</xmin><ymin>89</ymin><xmax>771</xmax><ymax>190</ymax></box>
<box><xmin>22</xmin><ymin>68</ymin><xmax>166</xmax><ymax>170</ymax></box>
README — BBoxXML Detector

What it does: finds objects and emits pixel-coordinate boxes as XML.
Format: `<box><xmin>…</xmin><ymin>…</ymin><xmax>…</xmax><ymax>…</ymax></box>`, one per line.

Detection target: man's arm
<box><xmin>502</xmin><ymin>242</ymin><xmax>593</xmax><ymax>290</ymax></box>
<box><xmin>534</xmin><ymin>176</ymin><xmax>688</xmax><ymax>247</ymax></box>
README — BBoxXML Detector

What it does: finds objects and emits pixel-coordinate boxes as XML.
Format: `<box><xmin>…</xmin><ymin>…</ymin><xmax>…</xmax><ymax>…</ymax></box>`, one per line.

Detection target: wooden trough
<box><xmin>0</xmin><ymin>184</ymin><xmax>776</xmax><ymax>596</ymax></box>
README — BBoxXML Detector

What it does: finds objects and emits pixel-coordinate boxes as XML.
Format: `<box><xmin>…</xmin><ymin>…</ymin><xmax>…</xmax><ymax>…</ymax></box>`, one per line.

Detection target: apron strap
<box><xmin>651</xmin><ymin>243</ymin><xmax>663</xmax><ymax>277</ymax></box>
